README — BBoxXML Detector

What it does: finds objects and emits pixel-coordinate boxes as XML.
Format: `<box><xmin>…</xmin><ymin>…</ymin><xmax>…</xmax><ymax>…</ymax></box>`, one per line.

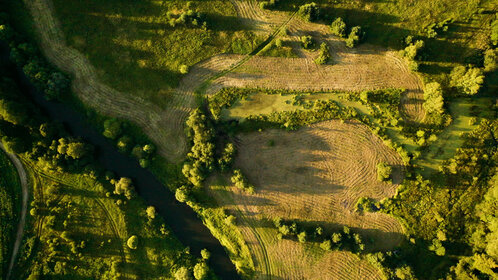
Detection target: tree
<box><xmin>330</xmin><ymin>17</ymin><xmax>346</xmax><ymax>38</ymax></box>
<box><xmin>297</xmin><ymin>231</ymin><xmax>307</xmax><ymax>243</ymax></box>
<box><xmin>114</xmin><ymin>177</ymin><xmax>134</xmax><ymax>199</ymax></box>
<box><xmin>376</xmin><ymin>162</ymin><xmax>392</xmax><ymax>182</ymax></box>
<box><xmin>103</xmin><ymin>118</ymin><xmax>122</xmax><ymax>140</ymax></box>
<box><xmin>175</xmin><ymin>186</ymin><xmax>190</xmax><ymax>203</ymax></box>
<box><xmin>201</xmin><ymin>248</ymin><xmax>211</xmax><ymax>260</ymax></box>
<box><xmin>298</xmin><ymin>3</ymin><xmax>320</xmax><ymax>22</ymax></box>
<box><xmin>45</xmin><ymin>72</ymin><xmax>69</xmax><ymax>101</ymax></box>
<box><xmin>180</xmin><ymin>65</ymin><xmax>189</xmax><ymax>74</ymax></box>
<box><xmin>175</xmin><ymin>267</ymin><xmax>193</xmax><ymax>280</ymax></box>
<box><xmin>491</xmin><ymin>19</ymin><xmax>498</xmax><ymax>46</ymax></box>
<box><xmin>66</xmin><ymin>142</ymin><xmax>87</xmax><ymax>159</ymax></box>
<box><xmin>484</xmin><ymin>48</ymin><xmax>497</xmax><ymax>72</ymax></box>
<box><xmin>301</xmin><ymin>35</ymin><xmax>314</xmax><ymax>49</ymax></box>
<box><xmin>450</xmin><ymin>66</ymin><xmax>484</xmax><ymax>95</ymax></box>
<box><xmin>193</xmin><ymin>262</ymin><xmax>209</xmax><ymax>280</ymax></box>
<box><xmin>314</xmin><ymin>42</ymin><xmax>331</xmax><ymax>65</ymax></box>
<box><xmin>127</xmin><ymin>235</ymin><xmax>138</xmax><ymax>249</ymax></box>
<box><xmin>346</xmin><ymin>26</ymin><xmax>363</xmax><ymax>48</ymax></box>
<box><xmin>423</xmin><ymin>82</ymin><xmax>444</xmax><ymax>114</ymax></box>
<box><xmin>146</xmin><ymin>206</ymin><xmax>156</xmax><ymax>220</ymax></box>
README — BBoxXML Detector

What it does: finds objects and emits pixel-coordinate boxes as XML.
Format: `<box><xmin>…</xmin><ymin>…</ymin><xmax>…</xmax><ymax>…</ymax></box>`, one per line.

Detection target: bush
<box><xmin>491</xmin><ymin>19</ymin><xmax>498</xmax><ymax>46</ymax></box>
<box><xmin>179</xmin><ymin>64</ymin><xmax>189</xmax><ymax>74</ymax></box>
<box><xmin>483</xmin><ymin>49</ymin><xmax>497</xmax><ymax>72</ymax></box>
<box><xmin>103</xmin><ymin>118</ymin><xmax>122</xmax><ymax>140</ymax></box>
<box><xmin>330</xmin><ymin>17</ymin><xmax>346</xmax><ymax>38</ymax></box>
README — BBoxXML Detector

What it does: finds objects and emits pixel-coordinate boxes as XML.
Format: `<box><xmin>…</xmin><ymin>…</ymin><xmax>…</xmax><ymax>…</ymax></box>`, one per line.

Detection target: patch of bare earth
<box><xmin>210</xmin><ymin>120</ymin><xmax>404</xmax><ymax>279</ymax></box>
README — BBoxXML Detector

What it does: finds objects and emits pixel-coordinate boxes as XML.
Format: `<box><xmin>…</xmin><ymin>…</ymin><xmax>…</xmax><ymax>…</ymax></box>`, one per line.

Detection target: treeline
<box><xmin>272</xmin><ymin>218</ymin><xmax>367</xmax><ymax>254</ymax></box>
<box><xmin>0</xmin><ymin>13</ymin><xmax>70</xmax><ymax>101</ymax></box>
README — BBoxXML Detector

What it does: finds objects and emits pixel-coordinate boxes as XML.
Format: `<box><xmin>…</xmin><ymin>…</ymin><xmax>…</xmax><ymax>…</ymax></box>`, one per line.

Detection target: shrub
<box><xmin>193</xmin><ymin>262</ymin><xmax>209</xmax><ymax>280</ymax></box>
<box><xmin>146</xmin><ymin>206</ymin><xmax>156</xmax><ymax>220</ymax></box>
<box><xmin>103</xmin><ymin>118</ymin><xmax>122</xmax><ymax>140</ymax></box>
<box><xmin>330</xmin><ymin>17</ymin><xmax>346</xmax><ymax>38</ymax></box>
<box><xmin>483</xmin><ymin>49</ymin><xmax>497</xmax><ymax>72</ymax></box>
<box><xmin>491</xmin><ymin>19</ymin><xmax>498</xmax><ymax>46</ymax></box>
<box><xmin>179</xmin><ymin>64</ymin><xmax>189</xmax><ymax>74</ymax></box>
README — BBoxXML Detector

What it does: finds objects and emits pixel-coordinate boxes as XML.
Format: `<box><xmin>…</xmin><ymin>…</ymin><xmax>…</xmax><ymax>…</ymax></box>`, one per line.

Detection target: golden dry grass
<box><xmin>209</xmin><ymin>120</ymin><xmax>404</xmax><ymax>279</ymax></box>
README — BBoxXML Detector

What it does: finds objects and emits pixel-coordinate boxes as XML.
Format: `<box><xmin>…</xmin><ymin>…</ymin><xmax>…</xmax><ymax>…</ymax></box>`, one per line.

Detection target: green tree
<box><xmin>491</xmin><ymin>19</ymin><xmax>498</xmax><ymax>46</ymax></box>
<box><xmin>314</xmin><ymin>42</ymin><xmax>331</xmax><ymax>65</ymax></box>
<box><xmin>376</xmin><ymin>162</ymin><xmax>392</xmax><ymax>182</ymax></box>
<box><xmin>450</xmin><ymin>66</ymin><xmax>484</xmax><ymax>95</ymax></box>
<box><xmin>45</xmin><ymin>72</ymin><xmax>69</xmax><ymax>101</ymax></box>
<box><xmin>193</xmin><ymin>262</ymin><xmax>209</xmax><ymax>280</ymax></box>
<box><xmin>114</xmin><ymin>177</ymin><xmax>134</xmax><ymax>199</ymax></box>
<box><xmin>175</xmin><ymin>267</ymin><xmax>193</xmax><ymax>280</ymax></box>
<box><xmin>345</xmin><ymin>26</ymin><xmax>363</xmax><ymax>48</ymax></box>
<box><xmin>201</xmin><ymin>248</ymin><xmax>211</xmax><ymax>260</ymax></box>
<box><xmin>484</xmin><ymin>48</ymin><xmax>497</xmax><ymax>72</ymax></box>
<box><xmin>298</xmin><ymin>3</ymin><xmax>320</xmax><ymax>22</ymax></box>
<box><xmin>127</xmin><ymin>235</ymin><xmax>138</xmax><ymax>249</ymax></box>
<box><xmin>146</xmin><ymin>206</ymin><xmax>156</xmax><ymax>220</ymax></box>
<box><xmin>66</xmin><ymin>142</ymin><xmax>87</xmax><ymax>159</ymax></box>
<box><xmin>330</xmin><ymin>17</ymin><xmax>346</xmax><ymax>38</ymax></box>
<box><xmin>423</xmin><ymin>82</ymin><xmax>444</xmax><ymax>114</ymax></box>
<box><xmin>301</xmin><ymin>35</ymin><xmax>314</xmax><ymax>49</ymax></box>
<box><xmin>103</xmin><ymin>118</ymin><xmax>122</xmax><ymax>140</ymax></box>
<box><xmin>175</xmin><ymin>186</ymin><xmax>190</xmax><ymax>203</ymax></box>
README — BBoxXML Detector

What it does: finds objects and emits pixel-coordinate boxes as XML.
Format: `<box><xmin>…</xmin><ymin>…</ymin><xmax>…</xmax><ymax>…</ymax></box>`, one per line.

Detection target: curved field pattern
<box><xmin>23</xmin><ymin>0</ymin><xmax>247</xmax><ymax>161</ymax></box>
<box><xmin>221</xmin><ymin>120</ymin><xmax>404</xmax><ymax>279</ymax></box>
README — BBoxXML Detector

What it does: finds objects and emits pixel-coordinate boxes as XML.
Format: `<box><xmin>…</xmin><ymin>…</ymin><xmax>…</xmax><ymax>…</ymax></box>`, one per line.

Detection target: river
<box><xmin>0</xmin><ymin>42</ymin><xmax>240</xmax><ymax>279</ymax></box>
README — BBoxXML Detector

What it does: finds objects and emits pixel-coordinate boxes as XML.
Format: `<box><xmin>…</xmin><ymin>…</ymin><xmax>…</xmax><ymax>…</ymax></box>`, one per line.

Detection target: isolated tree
<box><xmin>146</xmin><ymin>206</ymin><xmax>156</xmax><ymax>220</ymax></box>
<box><xmin>314</xmin><ymin>42</ymin><xmax>331</xmax><ymax>65</ymax></box>
<box><xmin>193</xmin><ymin>262</ymin><xmax>209</xmax><ymax>280</ymax></box>
<box><xmin>450</xmin><ymin>66</ymin><xmax>484</xmax><ymax>95</ymax></box>
<box><xmin>423</xmin><ymin>82</ymin><xmax>444</xmax><ymax>114</ymax></box>
<box><xmin>346</xmin><ymin>26</ymin><xmax>363</xmax><ymax>48</ymax></box>
<box><xmin>297</xmin><ymin>231</ymin><xmax>307</xmax><ymax>243</ymax></box>
<box><xmin>330</xmin><ymin>17</ymin><xmax>346</xmax><ymax>37</ymax></box>
<box><xmin>376</xmin><ymin>162</ymin><xmax>392</xmax><ymax>182</ymax></box>
<box><xmin>127</xmin><ymin>235</ymin><xmax>138</xmax><ymax>249</ymax></box>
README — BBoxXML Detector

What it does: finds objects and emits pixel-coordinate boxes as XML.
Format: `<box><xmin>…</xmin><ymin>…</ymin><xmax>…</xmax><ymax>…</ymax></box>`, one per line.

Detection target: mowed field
<box><xmin>209</xmin><ymin>120</ymin><xmax>404</xmax><ymax>279</ymax></box>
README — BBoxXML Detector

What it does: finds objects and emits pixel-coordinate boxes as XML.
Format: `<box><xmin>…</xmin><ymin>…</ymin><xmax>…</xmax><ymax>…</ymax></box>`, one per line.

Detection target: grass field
<box><xmin>11</xmin><ymin>159</ymin><xmax>197</xmax><ymax>280</ymax></box>
<box><xmin>0</xmin><ymin>150</ymin><xmax>22</xmax><ymax>279</ymax></box>
<box><xmin>208</xmin><ymin>120</ymin><xmax>404</xmax><ymax>279</ymax></box>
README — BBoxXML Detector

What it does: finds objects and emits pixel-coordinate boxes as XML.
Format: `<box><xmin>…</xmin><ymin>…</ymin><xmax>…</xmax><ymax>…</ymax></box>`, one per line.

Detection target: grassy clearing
<box><xmin>51</xmin><ymin>0</ymin><xmax>259</xmax><ymax>104</ymax></box>
<box><xmin>207</xmin><ymin>120</ymin><xmax>404</xmax><ymax>279</ymax></box>
<box><xmin>0</xmin><ymin>150</ymin><xmax>21</xmax><ymax>278</ymax></box>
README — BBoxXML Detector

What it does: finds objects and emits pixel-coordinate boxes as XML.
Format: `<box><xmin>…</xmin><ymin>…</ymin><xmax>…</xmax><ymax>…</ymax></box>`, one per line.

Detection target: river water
<box><xmin>0</xmin><ymin>42</ymin><xmax>240</xmax><ymax>279</ymax></box>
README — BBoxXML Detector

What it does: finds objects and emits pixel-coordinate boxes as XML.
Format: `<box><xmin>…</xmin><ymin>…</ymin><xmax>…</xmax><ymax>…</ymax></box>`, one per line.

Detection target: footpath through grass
<box><xmin>0</xmin><ymin>150</ymin><xmax>21</xmax><ymax>279</ymax></box>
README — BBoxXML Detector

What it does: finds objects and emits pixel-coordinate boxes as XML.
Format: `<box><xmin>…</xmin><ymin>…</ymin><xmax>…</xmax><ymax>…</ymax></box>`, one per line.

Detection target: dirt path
<box><xmin>1</xmin><ymin>145</ymin><xmax>29</xmax><ymax>280</ymax></box>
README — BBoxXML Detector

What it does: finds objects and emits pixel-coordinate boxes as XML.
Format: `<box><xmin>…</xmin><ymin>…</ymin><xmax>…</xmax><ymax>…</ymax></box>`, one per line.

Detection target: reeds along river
<box><xmin>0</xmin><ymin>42</ymin><xmax>240</xmax><ymax>280</ymax></box>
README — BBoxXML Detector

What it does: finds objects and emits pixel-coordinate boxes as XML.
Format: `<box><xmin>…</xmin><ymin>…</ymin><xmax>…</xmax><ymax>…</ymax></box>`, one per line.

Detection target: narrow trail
<box><xmin>1</xmin><ymin>145</ymin><xmax>29</xmax><ymax>280</ymax></box>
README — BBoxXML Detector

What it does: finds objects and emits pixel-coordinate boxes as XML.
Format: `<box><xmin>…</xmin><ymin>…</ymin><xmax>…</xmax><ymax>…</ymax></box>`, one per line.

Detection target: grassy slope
<box><xmin>51</xmin><ymin>0</ymin><xmax>258</xmax><ymax>106</ymax></box>
<box><xmin>0</xmin><ymin>150</ymin><xmax>22</xmax><ymax>278</ymax></box>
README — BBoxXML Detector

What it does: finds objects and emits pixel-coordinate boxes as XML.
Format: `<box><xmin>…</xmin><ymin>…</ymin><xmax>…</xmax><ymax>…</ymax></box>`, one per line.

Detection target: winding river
<box><xmin>0</xmin><ymin>43</ymin><xmax>240</xmax><ymax>279</ymax></box>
